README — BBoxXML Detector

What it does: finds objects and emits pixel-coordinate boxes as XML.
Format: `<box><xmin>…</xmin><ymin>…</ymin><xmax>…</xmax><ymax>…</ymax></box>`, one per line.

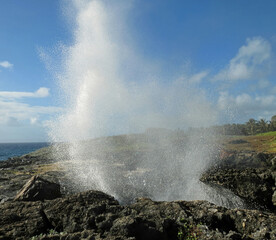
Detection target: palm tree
<box><xmin>246</xmin><ymin>118</ymin><xmax>257</xmax><ymax>135</ymax></box>
<box><xmin>258</xmin><ymin>119</ymin><xmax>268</xmax><ymax>133</ymax></box>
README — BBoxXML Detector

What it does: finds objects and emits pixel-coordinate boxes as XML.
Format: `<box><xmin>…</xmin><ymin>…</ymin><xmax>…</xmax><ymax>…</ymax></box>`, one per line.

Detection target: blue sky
<box><xmin>0</xmin><ymin>0</ymin><xmax>276</xmax><ymax>142</ymax></box>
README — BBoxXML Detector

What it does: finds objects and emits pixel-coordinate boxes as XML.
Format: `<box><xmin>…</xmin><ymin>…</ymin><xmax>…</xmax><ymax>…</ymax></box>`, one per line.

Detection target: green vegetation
<box><xmin>209</xmin><ymin>116</ymin><xmax>276</xmax><ymax>136</ymax></box>
<box><xmin>177</xmin><ymin>219</ymin><xmax>202</xmax><ymax>240</ymax></box>
<box><xmin>256</xmin><ymin>131</ymin><xmax>276</xmax><ymax>136</ymax></box>
<box><xmin>220</xmin><ymin>133</ymin><xmax>276</xmax><ymax>153</ymax></box>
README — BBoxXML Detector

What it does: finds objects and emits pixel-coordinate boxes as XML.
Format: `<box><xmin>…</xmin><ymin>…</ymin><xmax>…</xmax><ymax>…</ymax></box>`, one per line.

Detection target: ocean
<box><xmin>0</xmin><ymin>142</ymin><xmax>50</xmax><ymax>161</ymax></box>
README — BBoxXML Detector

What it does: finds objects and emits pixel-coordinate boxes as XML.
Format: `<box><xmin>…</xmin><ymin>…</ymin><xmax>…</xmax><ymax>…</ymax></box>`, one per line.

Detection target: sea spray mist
<box><xmin>48</xmin><ymin>0</ymin><xmax>244</xmax><ymax>208</ymax></box>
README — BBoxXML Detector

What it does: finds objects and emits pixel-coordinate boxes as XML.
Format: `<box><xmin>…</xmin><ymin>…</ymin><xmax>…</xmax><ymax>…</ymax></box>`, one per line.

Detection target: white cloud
<box><xmin>258</xmin><ymin>79</ymin><xmax>270</xmax><ymax>89</ymax></box>
<box><xmin>213</xmin><ymin>37</ymin><xmax>272</xmax><ymax>82</ymax></box>
<box><xmin>30</xmin><ymin>117</ymin><xmax>38</xmax><ymax>125</ymax></box>
<box><xmin>188</xmin><ymin>71</ymin><xmax>209</xmax><ymax>84</ymax></box>
<box><xmin>35</xmin><ymin>87</ymin><xmax>50</xmax><ymax>97</ymax></box>
<box><xmin>217</xmin><ymin>91</ymin><xmax>276</xmax><ymax>121</ymax></box>
<box><xmin>0</xmin><ymin>87</ymin><xmax>50</xmax><ymax>99</ymax></box>
<box><xmin>236</xmin><ymin>93</ymin><xmax>252</xmax><ymax>106</ymax></box>
<box><xmin>0</xmin><ymin>86</ymin><xmax>60</xmax><ymax>129</ymax></box>
<box><xmin>176</xmin><ymin>71</ymin><xmax>209</xmax><ymax>84</ymax></box>
<box><xmin>0</xmin><ymin>61</ymin><xmax>13</xmax><ymax>69</ymax></box>
<box><xmin>6</xmin><ymin>117</ymin><xmax>21</xmax><ymax>127</ymax></box>
<box><xmin>0</xmin><ymin>99</ymin><xmax>61</xmax><ymax>126</ymax></box>
<box><xmin>260</xmin><ymin>79</ymin><xmax>270</xmax><ymax>87</ymax></box>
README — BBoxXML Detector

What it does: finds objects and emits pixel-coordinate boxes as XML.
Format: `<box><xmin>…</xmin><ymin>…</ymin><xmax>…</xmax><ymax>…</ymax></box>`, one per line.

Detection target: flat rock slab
<box><xmin>14</xmin><ymin>175</ymin><xmax>61</xmax><ymax>201</ymax></box>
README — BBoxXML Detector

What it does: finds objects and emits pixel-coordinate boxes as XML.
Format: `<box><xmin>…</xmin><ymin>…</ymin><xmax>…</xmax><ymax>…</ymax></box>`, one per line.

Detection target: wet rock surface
<box><xmin>1</xmin><ymin>189</ymin><xmax>276</xmax><ymax>240</ymax></box>
<box><xmin>201</xmin><ymin>150</ymin><xmax>276</xmax><ymax>212</ymax></box>
<box><xmin>0</xmin><ymin>139</ymin><xmax>276</xmax><ymax>239</ymax></box>
<box><xmin>201</xmin><ymin>167</ymin><xmax>276</xmax><ymax>211</ymax></box>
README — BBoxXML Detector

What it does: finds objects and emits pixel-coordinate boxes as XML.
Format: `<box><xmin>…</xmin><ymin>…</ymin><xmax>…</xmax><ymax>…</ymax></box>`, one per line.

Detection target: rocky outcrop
<box><xmin>0</xmin><ymin>152</ymin><xmax>67</xmax><ymax>199</ymax></box>
<box><xmin>0</xmin><ymin>201</ymin><xmax>50</xmax><ymax>239</ymax></box>
<box><xmin>14</xmin><ymin>175</ymin><xmax>61</xmax><ymax>201</ymax></box>
<box><xmin>200</xmin><ymin>149</ymin><xmax>276</xmax><ymax>212</ymax></box>
<box><xmin>216</xmin><ymin>150</ymin><xmax>275</xmax><ymax>169</ymax></box>
<box><xmin>201</xmin><ymin>168</ymin><xmax>276</xmax><ymax>211</ymax></box>
<box><xmin>0</xmin><ymin>190</ymin><xmax>275</xmax><ymax>240</ymax></box>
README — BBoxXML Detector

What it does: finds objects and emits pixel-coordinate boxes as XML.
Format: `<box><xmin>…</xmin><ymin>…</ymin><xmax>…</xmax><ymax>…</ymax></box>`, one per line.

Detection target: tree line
<box><xmin>209</xmin><ymin>115</ymin><xmax>276</xmax><ymax>136</ymax></box>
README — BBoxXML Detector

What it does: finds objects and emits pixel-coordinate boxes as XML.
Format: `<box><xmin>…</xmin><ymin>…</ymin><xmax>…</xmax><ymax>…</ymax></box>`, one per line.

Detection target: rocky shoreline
<box><xmin>0</xmin><ymin>139</ymin><xmax>276</xmax><ymax>239</ymax></box>
<box><xmin>1</xmin><ymin>188</ymin><xmax>276</xmax><ymax>240</ymax></box>
<box><xmin>201</xmin><ymin>150</ymin><xmax>276</xmax><ymax>212</ymax></box>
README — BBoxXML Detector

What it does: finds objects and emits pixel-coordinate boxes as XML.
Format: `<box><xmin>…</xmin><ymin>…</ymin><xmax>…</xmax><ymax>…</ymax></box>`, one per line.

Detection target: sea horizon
<box><xmin>0</xmin><ymin>142</ymin><xmax>50</xmax><ymax>161</ymax></box>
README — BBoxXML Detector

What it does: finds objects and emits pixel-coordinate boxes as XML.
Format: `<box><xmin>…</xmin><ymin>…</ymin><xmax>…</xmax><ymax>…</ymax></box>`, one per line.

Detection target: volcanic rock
<box><xmin>14</xmin><ymin>175</ymin><xmax>61</xmax><ymax>201</ymax></box>
<box><xmin>0</xmin><ymin>190</ymin><xmax>276</xmax><ymax>240</ymax></box>
<box><xmin>201</xmin><ymin>168</ymin><xmax>276</xmax><ymax>211</ymax></box>
<box><xmin>43</xmin><ymin>190</ymin><xmax>121</xmax><ymax>234</ymax></box>
<box><xmin>0</xmin><ymin>135</ymin><xmax>276</xmax><ymax>239</ymax></box>
<box><xmin>216</xmin><ymin>150</ymin><xmax>275</xmax><ymax>169</ymax></box>
<box><xmin>273</xmin><ymin>191</ymin><xmax>276</xmax><ymax>207</ymax></box>
<box><xmin>0</xmin><ymin>201</ymin><xmax>50</xmax><ymax>239</ymax></box>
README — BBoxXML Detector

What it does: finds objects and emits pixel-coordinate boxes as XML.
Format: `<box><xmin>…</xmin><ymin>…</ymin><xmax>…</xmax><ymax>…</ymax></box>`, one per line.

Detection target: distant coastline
<box><xmin>0</xmin><ymin>142</ymin><xmax>50</xmax><ymax>161</ymax></box>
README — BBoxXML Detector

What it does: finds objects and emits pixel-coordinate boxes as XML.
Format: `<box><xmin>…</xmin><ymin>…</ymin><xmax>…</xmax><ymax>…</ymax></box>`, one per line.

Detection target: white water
<box><xmin>49</xmin><ymin>0</ymin><xmax>244</xmax><ymax>208</ymax></box>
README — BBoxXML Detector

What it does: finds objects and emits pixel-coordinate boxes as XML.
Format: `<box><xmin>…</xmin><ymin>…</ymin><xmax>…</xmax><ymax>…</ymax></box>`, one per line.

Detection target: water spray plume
<box><xmin>49</xmin><ymin>0</ymin><xmax>244</xmax><ymax>208</ymax></box>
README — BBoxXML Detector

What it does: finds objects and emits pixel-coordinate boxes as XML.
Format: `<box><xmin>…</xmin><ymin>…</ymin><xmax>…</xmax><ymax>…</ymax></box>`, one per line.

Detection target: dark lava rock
<box><xmin>201</xmin><ymin>168</ymin><xmax>275</xmax><ymax>212</ymax></box>
<box><xmin>1</xmin><ymin>190</ymin><xmax>275</xmax><ymax>240</ymax></box>
<box><xmin>273</xmin><ymin>191</ymin><xmax>276</xmax><ymax>207</ymax></box>
<box><xmin>44</xmin><ymin>190</ymin><xmax>121</xmax><ymax>234</ymax></box>
<box><xmin>216</xmin><ymin>150</ymin><xmax>275</xmax><ymax>169</ymax></box>
<box><xmin>0</xmin><ymin>141</ymin><xmax>276</xmax><ymax>239</ymax></box>
<box><xmin>229</xmin><ymin>139</ymin><xmax>248</xmax><ymax>144</ymax></box>
<box><xmin>14</xmin><ymin>175</ymin><xmax>61</xmax><ymax>201</ymax></box>
<box><xmin>0</xmin><ymin>194</ymin><xmax>10</xmax><ymax>203</ymax></box>
<box><xmin>0</xmin><ymin>201</ymin><xmax>51</xmax><ymax>240</ymax></box>
<box><xmin>0</xmin><ymin>154</ymin><xmax>51</xmax><ymax>169</ymax></box>
<box><xmin>204</xmin><ymin>150</ymin><xmax>276</xmax><ymax>212</ymax></box>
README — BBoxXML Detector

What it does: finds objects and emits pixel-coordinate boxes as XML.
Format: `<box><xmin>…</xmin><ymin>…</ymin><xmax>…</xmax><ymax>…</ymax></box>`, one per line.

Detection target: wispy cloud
<box><xmin>0</xmin><ymin>61</ymin><xmax>13</xmax><ymax>69</ymax></box>
<box><xmin>0</xmin><ymin>99</ymin><xmax>61</xmax><ymax>126</ymax></box>
<box><xmin>30</xmin><ymin>117</ymin><xmax>38</xmax><ymax>125</ymax></box>
<box><xmin>213</xmin><ymin>37</ymin><xmax>272</xmax><ymax>83</ymax></box>
<box><xmin>0</xmin><ymin>87</ymin><xmax>49</xmax><ymax>99</ymax></box>
<box><xmin>188</xmin><ymin>71</ymin><xmax>209</xmax><ymax>84</ymax></box>
<box><xmin>176</xmin><ymin>70</ymin><xmax>209</xmax><ymax>85</ymax></box>
<box><xmin>217</xmin><ymin>91</ymin><xmax>276</xmax><ymax>121</ymax></box>
<box><xmin>6</xmin><ymin>117</ymin><xmax>21</xmax><ymax>127</ymax></box>
<box><xmin>0</xmin><ymin>87</ymin><xmax>61</xmax><ymax>130</ymax></box>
